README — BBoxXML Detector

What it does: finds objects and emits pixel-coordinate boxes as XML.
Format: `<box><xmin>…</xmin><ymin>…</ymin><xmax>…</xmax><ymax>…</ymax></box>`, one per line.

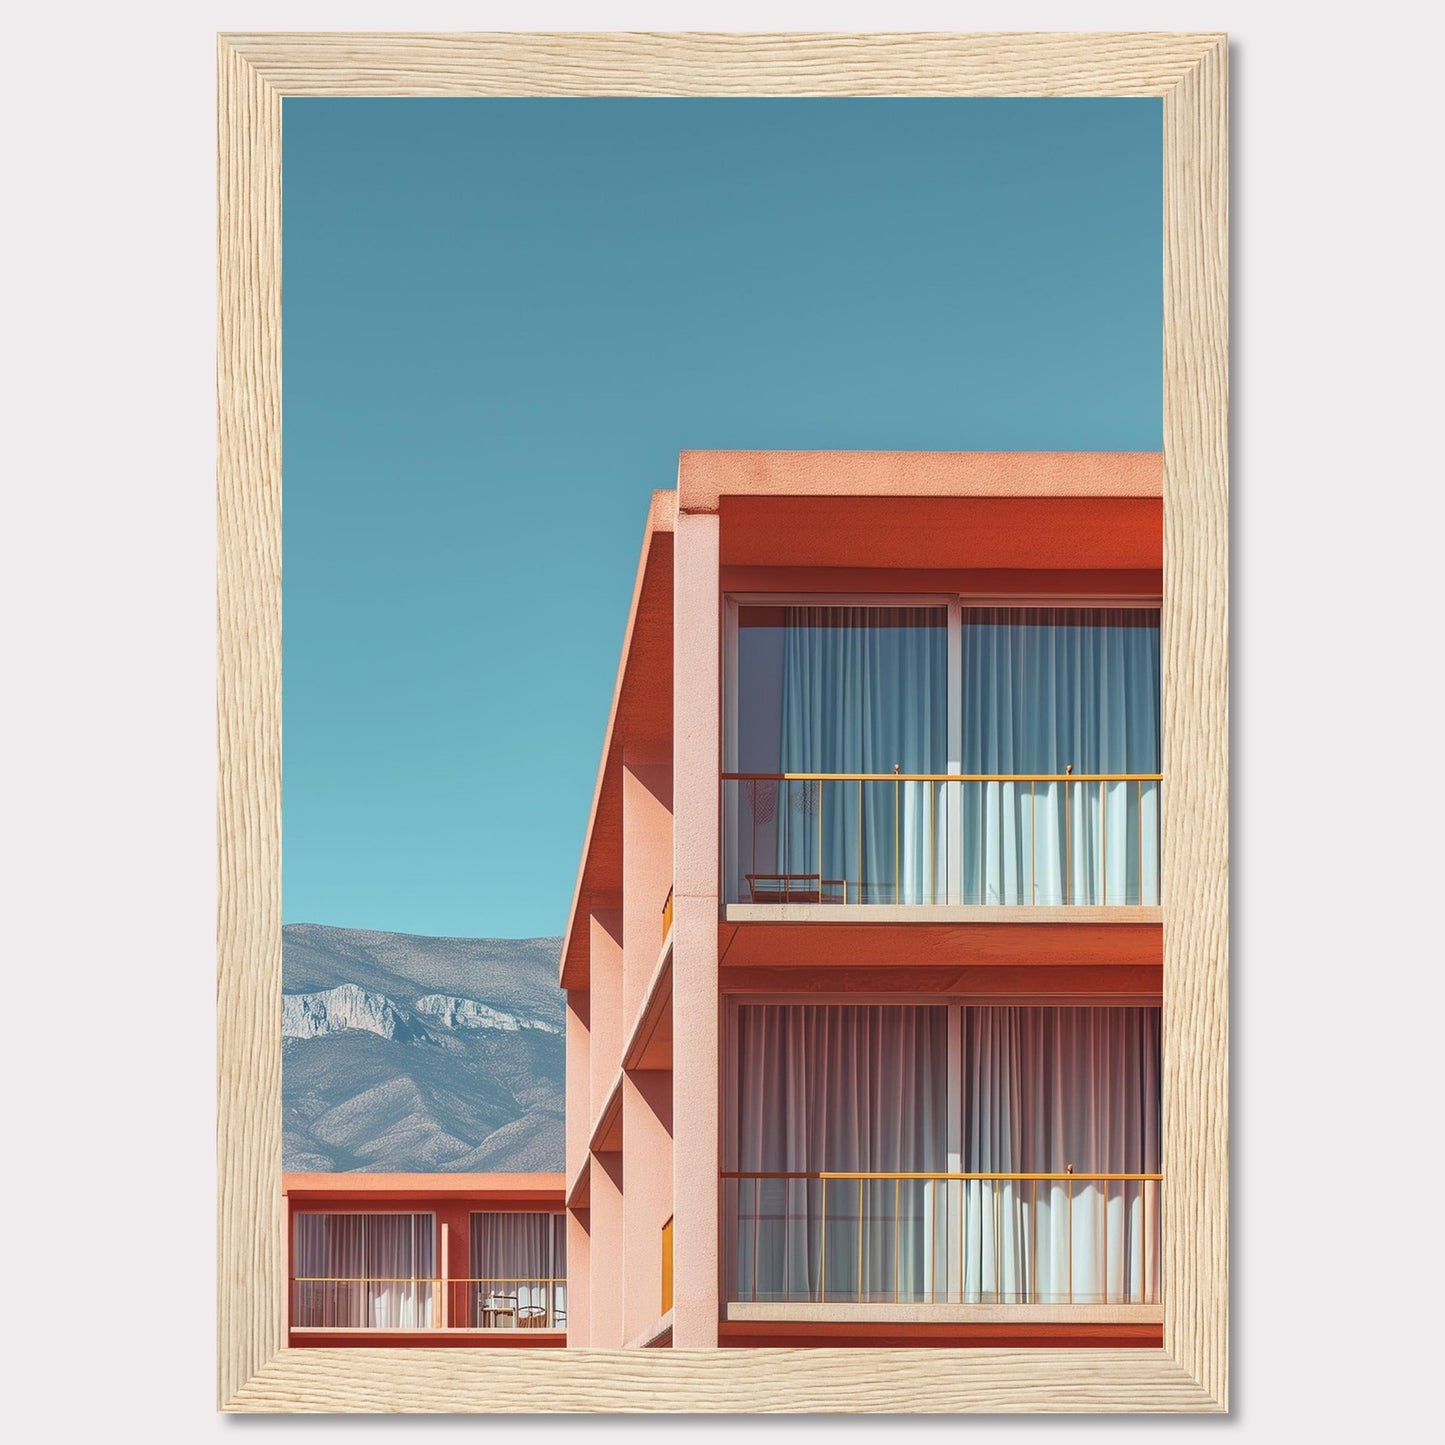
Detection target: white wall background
<box><xmin>3</xmin><ymin>0</ymin><xmax>1438</xmax><ymax>1437</ymax></box>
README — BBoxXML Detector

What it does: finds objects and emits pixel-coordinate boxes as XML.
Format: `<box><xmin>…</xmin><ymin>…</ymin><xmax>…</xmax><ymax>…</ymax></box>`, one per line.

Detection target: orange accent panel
<box><xmin>719</xmin><ymin>964</ymin><xmax>1161</xmax><ymax>997</ymax></box>
<box><xmin>288</xmin><ymin>1331</ymin><xmax>566</xmax><ymax>1349</ymax></box>
<box><xmin>721</xmin><ymin>565</ymin><xmax>1164</xmax><ymax>597</ymax></box>
<box><xmin>720</xmin><ymin>495</ymin><xmax>1162</xmax><ymax>571</ymax></box>
<box><xmin>718</xmin><ymin>921</ymin><xmax>1162</xmax><ymax>971</ymax></box>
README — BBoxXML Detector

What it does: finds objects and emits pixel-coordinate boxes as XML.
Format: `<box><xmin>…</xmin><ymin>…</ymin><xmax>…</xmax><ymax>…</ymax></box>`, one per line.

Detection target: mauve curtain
<box><xmin>470</xmin><ymin>1212</ymin><xmax>567</xmax><ymax>1325</ymax></box>
<box><xmin>962</xmin><ymin>1007</ymin><xmax>1161</xmax><ymax>1304</ymax></box>
<box><xmin>292</xmin><ymin>1212</ymin><xmax>435</xmax><ymax>1328</ymax></box>
<box><xmin>777</xmin><ymin>607</ymin><xmax>947</xmax><ymax>903</ymax></box>
<box><xmin>960</xmin><ymin>607</ymin><xmax>1161</xmax><ymax>905</ymax></box>
<box><xmin>733</xmin><ymin>1003</ymin><xmax>947</xmax><ymax>1302</ymax></box>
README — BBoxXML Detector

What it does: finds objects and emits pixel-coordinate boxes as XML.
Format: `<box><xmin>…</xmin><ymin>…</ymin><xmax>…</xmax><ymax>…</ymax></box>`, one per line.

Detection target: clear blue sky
<box><xmin>283</xmin><ymin>98</ymin><xmax>1161</xmax><ymax>940</ymax></box>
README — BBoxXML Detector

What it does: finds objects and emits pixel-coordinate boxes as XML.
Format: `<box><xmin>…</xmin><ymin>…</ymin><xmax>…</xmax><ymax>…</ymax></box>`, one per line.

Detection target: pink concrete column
<box><xmin>622</xmin><ymin>757</ymin><xmax>673</xmax><ymax>1028</ymax></box>
<box><xmin>671</xmin><ymin>508</ymin><xmax>720</xmax><ymax>1346</ymax></box>
<box><xmin>565</xmin><ymin>990</ymin><xmax>590</xmax><ymax>1188</ymax></box>
<box><xmin>565</xmin><ymin>1210</ymin><xmax>591</xmax><ymax>1347</ymax></box>
<box><xmin>621</xmin><ymin>1070</ymin><xmax>674</xmax><ymax>1343</ymax></box>
<box><xmin>589</xmin><ymin>1151</ymin><xmax>625</xmax><ymax>1346</ymax></box>
<box><xmin>588</xmin><ymin>911</ymin><xmax>623</xmax><ymax>1122</ymax></box>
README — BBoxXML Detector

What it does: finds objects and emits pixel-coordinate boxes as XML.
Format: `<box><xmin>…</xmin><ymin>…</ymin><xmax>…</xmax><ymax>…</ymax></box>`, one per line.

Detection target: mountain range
<box><xmin>282</xmin><ymin>924</ymin><xmax>566</xmax><ymax>1173</ymax></box>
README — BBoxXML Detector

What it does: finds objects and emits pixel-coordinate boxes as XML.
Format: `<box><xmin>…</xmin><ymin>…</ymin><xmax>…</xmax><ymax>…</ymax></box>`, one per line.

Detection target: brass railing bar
<box><xmin>719</xmin><ymin>1170</ymin><xmax>1161</xmax><ymax>1182</ymax></box>
<box><xmin>893</xmin><ymin>770</ymin><xmax>900</xmax><ymax>905</ymax></box>
<box><xmin>1030</xmin><ymin>1179</ymin><xmax>1037</xmax><ymax>1305</ymax></box>
<box><xmin>820</xmin><ymin>1177</ymin><xmax>827</xmax><ymax>1303</ymax></box>
<box><xmin>857</xmin><ymin>1178</ymin><xmax>865</xmax><ymax>1304</ymax></box>
<box><xmin>994</xmin><ymin>1179</ymin><xmax>1001</xmax><ymax>1304</ymax></box>
<box><xmin>722</xmin><ymin>771</ymin><xmax>1162</xmax><ymax>783</ymax></box>
<box><xmin>1102</xmin><ymin>780</ymin><xmax>1108</xmax><ymax>906</ymax></box>
<box><xmin>753</xmin><ymin>1175</ymin><xmax>760</xmax><ymax>1303</ymax></box>
<box><xmin>1065</xmin><ymin>780</ymin><xmax>1071</xmax><ymax>906</ymax></box>
<box><xmin>1068</xmin><ymin>1178</ymin><xmax>1074</xmax><ymax>1305</ymax></box>
<box><xmin>817</xmin><ymin>780</ymin><xmax>824</xmax><ymax>906</ymax></box>
<box><xmin>894</xmin><ymin>1177</ymin><xmax>901</xmax><ymax>1303</ymax></box>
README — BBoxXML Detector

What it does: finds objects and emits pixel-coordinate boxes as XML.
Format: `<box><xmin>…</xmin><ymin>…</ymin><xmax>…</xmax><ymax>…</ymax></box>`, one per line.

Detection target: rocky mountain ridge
<box><xmin>282</xmin><ymin>924</ymin><xmax>565</xmax><ymax>1173</ymax></box>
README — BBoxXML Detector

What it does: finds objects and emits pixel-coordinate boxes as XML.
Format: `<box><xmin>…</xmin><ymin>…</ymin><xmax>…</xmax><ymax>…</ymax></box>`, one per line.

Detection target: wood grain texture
<box><xmin>216</xmin><ymin>35</ymin><xmax>283</xmax><ymax>1407</ymax></box>
<box><xmin>1161</xmin><ymin>35</ymin><xmax>1230</xmax><ymax>1411</ymax></box>
<box><xmin>224</xmin><ymin>30</ymin><xmax>1224</xmax><ymax>98</ymax></box>
<box><xmin>217</xmin><ymin>30</ymin><xmax>1228</xmax><ymax>1412</ymax></box>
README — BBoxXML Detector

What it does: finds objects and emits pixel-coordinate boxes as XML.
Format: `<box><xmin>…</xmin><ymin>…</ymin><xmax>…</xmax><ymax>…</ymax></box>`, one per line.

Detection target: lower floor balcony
<box><xmin>288</xmin><ymin>1206</ymin><xmax>567</xmax><ymax>1341</ymax></box>
<box><xmin>290</xmin><ymin>1276</ymin><xmax>568</xmax><ymax>1332</ymax></box>
<box><xmin>722</xmin><ymin>1000</ymin><xmax>1161</xmax><ymax>1332</ymax></box>
<box><xmin>724</xmin><ymin>1169</ymin><xmax>1160</xmax><ymax>1312</ymax></box>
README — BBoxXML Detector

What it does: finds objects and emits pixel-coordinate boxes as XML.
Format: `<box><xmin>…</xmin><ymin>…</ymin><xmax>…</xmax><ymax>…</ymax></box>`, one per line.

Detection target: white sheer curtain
<box><xmin>732</xmin><ymin>1003</ymin><xmax>947</xmax><ymax>1302</ymax></box>
<box><xmin>962</xmin><ymin>1007</ymin><xmax>1160</xmax><ymax>1304</ymax></box>
<box><xmin>777</xmin><ymin>607</ymin><xmax>947</xmax><ymax>903</ymax></box>
<box><xmin>960</xmin><ymin>607</ymin><xmax>1160</xmax><ymax>905</ymax></box>
<box><xmin>292</xmin><ymin>1212</ymin><xmax>435</xmax><ymax>1327</ymax></box>
<box><xmin>470</xmin><ymin>1211</ymin><xmax>567</xmax><ymax>1326</ymax></box>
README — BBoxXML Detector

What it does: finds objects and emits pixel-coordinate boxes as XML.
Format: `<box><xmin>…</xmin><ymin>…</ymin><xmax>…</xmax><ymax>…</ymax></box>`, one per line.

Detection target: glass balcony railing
<box><xmin>722</xmin><ymin>770</ymin><xmax>1162</xmax><ymax>907</ymax></box>
<box><xmin>723</xmin><ymin>1170</ymin><xmax>1161</xmax><ymax>1307</ymax></box>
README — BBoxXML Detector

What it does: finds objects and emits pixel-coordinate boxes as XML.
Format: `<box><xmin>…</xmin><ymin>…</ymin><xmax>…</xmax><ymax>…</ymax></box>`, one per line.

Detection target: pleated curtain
<box><xmin>962</xmin><ymin>1006</ymin><xmax>1161</xmax><ymax>1304</ymax></box>
<box><xmin>730</xmin><ymin>1003</ymin><xmax>1161</xmax><ymax>1306</ymax></box>
<box><xmin>292</xmin><ymin>1212</ymin><xmax>435</xmax><ymax>1327</ymax></box>
<box><xmin>732</xmin><ymin>1003</ymin><xmax>947</xmax><ymax>1302</ymax></box>
<box><xmin>470</xmin><ymin>1212</ymin><xmax>567</xmax><ymax>1325</ymax></box>
<box><xmin>777</xmin><ymin>606</ymin><xmax>947</xmax><ymax>903</ymax></box>
<box><xmin>960</xmin><ymin>607</ymin><xmax>1161</xmax><ymax>905</ymax></box>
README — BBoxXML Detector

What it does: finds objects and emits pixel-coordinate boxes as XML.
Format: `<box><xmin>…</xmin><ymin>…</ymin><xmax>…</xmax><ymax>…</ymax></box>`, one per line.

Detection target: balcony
<box><xmin>290</xmin><ymin>1275</ymin><xmax>567</xmax><ymax>1332</ymax></box>
<box><xmin>722</xmin><ymin>770</ymin><xmax>1161</xmax><ymax>911</ymax></box>
<box><xmin>723</xmin><ymin>1170</ymin><xmax>1160</xmax><ymax>1315</ymax></box>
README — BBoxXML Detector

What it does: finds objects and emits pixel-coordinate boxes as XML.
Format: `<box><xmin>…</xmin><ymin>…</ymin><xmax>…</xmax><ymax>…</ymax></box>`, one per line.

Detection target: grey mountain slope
<box><xmin>282</xmin><ymin>925</ymin><xmax>565</xmax><ymax>1173</ymax></box>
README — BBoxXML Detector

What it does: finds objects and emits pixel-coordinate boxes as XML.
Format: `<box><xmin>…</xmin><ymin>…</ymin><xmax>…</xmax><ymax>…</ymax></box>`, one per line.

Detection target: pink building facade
<box><xmin>561</xmin><ymin>452</ymin><xmax>1165</xmax><ymax>1349</ymax></box>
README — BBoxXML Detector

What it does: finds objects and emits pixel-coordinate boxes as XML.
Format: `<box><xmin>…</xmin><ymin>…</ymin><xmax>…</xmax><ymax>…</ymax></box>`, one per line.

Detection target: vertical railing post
<box><xmin>858</xmin><ymin>1178</ymin><xmax>865</xmax><ymax>1303</ymax></box>
<box><xmin>893</xmin><ymin>765</ymin><xmax>900</xmax><ymax>904</ymax></box>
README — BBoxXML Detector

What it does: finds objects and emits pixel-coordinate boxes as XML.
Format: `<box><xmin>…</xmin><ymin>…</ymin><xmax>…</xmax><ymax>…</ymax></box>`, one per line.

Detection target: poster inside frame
<box><xmin>217</xmin><ymin>30</ymin><xmax>1228</xmax><ymax>1413</ymax></box>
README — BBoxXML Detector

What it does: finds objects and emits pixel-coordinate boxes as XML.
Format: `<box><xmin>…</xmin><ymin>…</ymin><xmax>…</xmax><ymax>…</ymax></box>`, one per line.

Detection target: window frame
<box><xmin>722</xmin><ymin>592</ymin><xmax>1162</xmax><ymax>907</ymax></box>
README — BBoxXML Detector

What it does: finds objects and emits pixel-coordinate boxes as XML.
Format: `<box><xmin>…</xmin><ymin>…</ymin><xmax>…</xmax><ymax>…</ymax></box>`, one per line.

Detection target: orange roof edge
<box><xmin>282</xmin><ymin>1172</ymin><xmax>566</xmax><ymax>1198</ymax></box>
<box><xmin>678</xmin><ymin>450</ymin><xmax>1163</xmax><ymax>513</ymax></box>
<box><xmin>558</xmin><ymin>489</ymin><xmax>675</xmax><ymax>989</ymax></box>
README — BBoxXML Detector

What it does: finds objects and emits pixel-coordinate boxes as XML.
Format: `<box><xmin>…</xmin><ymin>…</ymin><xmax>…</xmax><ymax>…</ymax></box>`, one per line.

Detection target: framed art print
<box><xmin>218</xmin><ymin>31</ymin><xmax>1227</xmax><ymax>1412</ymax></box>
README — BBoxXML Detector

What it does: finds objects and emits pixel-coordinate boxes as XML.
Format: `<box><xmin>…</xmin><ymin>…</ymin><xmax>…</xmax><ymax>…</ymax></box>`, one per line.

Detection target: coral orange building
<box><xmin>284</xmin><ymin>1173</ymin><xmax>567</xmax><ymax>1346</ymax></box>
<box><xmin>561</xmin><ymin>451</ymin><xmax>1165</xmax><ymax>1349</ymax></box>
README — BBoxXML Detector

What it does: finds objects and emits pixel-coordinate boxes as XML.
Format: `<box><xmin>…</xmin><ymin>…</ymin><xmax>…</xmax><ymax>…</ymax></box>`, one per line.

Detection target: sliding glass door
<box><xmin>726</xmin><ymin>598</ymin><xmax>1161</xmax><ymax>907</ymax></box>
<box><xmin>960</xmin><ymin>607</ymin><xmax>1161</xmax><ymax>905</ymax></box>
<box><xmin>729</xmin><ymin>1003</ymin><xmax>947</xmax><ymax>1302</ymax></box>
<box><xmin>731</xmin><ymin>604</ymin><xmax>948</xmax><ymax>904</ymax></box>
<box><xmin>726</xmin><ymin>1002</ymin><xmax>1161</xmax><ymax>1307</ymax></box>
<box><xmin>292</xmin><ymin>1211</ymin><xmax>436</xmax><ymax>1328</ymax></box>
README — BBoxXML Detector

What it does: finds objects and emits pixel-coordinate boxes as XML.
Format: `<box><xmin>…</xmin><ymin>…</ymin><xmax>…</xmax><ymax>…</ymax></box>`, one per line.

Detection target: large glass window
<box><xmin>726</xmin><ymin>1002</ymin><xmax>1161</xmax><ymax>1307</ymax></box>
<box><xmin>726</xmin><ymin>599</ymin><xmax>1161</xmax><ymax>906</ymax></box>
<box><xmin>468</xmin><ymin>1212</ymin><xmax>568</xmax><ymax>1328</ymax></box>
<box><xmin>732</xmin><ymin>604</ymin><xmax>947</xmax><ymax>904</ymax></box>
<box><xmin>960</xmin><ymin>606</ymin><xmax>1160</xmax><ymax>905</ymax></box>
<box><xmin>292</xmin><ymin>1212</ymin><xmax>435</xmax><ymax>1328</ymax></box>
<box><xmin>729</xmin><ymin>1003</ymin><xmax>948</xmax><ymax>1303</ymax></box>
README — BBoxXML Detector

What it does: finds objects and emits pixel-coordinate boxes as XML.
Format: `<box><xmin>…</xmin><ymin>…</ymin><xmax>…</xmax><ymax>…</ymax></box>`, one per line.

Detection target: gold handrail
<box><xmin>725</xmin><ymin>770</ymin><xmax>1161</xmax><ymax>907</ymax></box>
<box><xmin>723</xmin><ymin>771</ymin><xmax>1162</xmax><ymax>783</ymax></box>
<box><xmin>724</xmin><ymin>1170</ymin><xmax>1161</xmax><ymax>1307</ymax></box>
<box><xmin>721</xmin><ymin>1170</ymin><xmax>1160</xmax><ymax>1182</ymax></box>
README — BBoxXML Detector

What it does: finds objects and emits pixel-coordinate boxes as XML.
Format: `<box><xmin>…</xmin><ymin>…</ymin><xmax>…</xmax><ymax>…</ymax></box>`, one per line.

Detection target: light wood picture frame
<box><xmin>218</xmin><ymin>30</ymin><xmax>1227</xmax><ymax>1412</ymax></box>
